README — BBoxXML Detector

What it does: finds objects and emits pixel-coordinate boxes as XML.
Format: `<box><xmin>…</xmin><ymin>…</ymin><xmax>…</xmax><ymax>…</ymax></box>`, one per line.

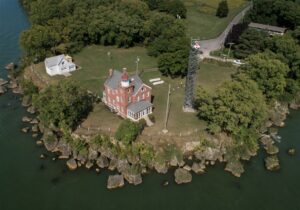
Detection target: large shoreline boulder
<box><xmin>66</xmin><ymin>159</ymin><xmax>77</xmax><ymax>170</ymax></box>
<box><xmin>174</xmin><ymin>168</ymin><xmax>192</xmax><ymax>184</ymax></box>
<box><xmin>96</xmin><ymin>155</ymin><xmax>109</xmax><ymax>168</ymax></box>
<box><xmin>265</xmin><ymin>156</ymin><xmax>280</xmax><ymax>171</ymax></box>
<box><xmin>107</xmin><ymin>175</ymin><xmax>124</xmax><ymax>189</ymax></box>
<box><xmin>225</xmin><ymin>160</ymin><xmax>244</xmax><ymax>177</ymax></box>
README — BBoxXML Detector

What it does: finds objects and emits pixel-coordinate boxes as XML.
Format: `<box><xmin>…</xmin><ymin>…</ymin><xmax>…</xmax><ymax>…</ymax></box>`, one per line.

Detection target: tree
<box><xmin>249</xmin><ymin>0</ymin><xmax>300</xmax><ymax>29</ymax></box>
<box><xmin>195</xmin><ymin>74</ymin><xmax>268</xmax><ymax>149</ymax></box>
<box><xmin>33</xmin><ymin>81</ymin><xmax>93</xmax><ymax>130</ymax></box>
<box><xmin>265</xmin><ymin>35</ymin><xmax>300</xmax><ymax>79</ymax></box>
<box><xmin>20</xmin><ymin>80</ymin><xmax>38</xmax><ymax>98</ymax></box>
<box><xmin>292</xmin><ymin>26</ymin><xmax>300</xmax><ymax>43</ymax></box>
<box><xmin>115</xmin><ymin>119</ymin><xmax>146</xmax><ymax>145</ymax></box>
<box><xmin>158</xmin><ymin>49</ymin><xmax>189</xmax><ymax>77</ymax></box>
<box><xmin>143</xmin><ymin>0</ymin><xmax>187</xmax><ymax>18</ymax></box>
<box><xmin>233</xmin><ymin>28</ymin><xmax>268</xmax><ymax>59</ymax></box>
<box><xmin>216</xmin><ymin>0</ymin><xmax>229</xmax><ymax>18</ymax></box>
<box><xmin>158</xmin><ymin>0</ymin><xmax>187</xmax><ymax>18</ymax></box>
<box><xmin>240</xmin><ymin>53</ymin><xmax>289</xmax><ymax>100</ymax></box>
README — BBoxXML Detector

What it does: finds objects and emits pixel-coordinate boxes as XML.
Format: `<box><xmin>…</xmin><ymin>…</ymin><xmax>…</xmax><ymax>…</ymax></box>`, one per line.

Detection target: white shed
<box><xmin>44</xmin><ymin>54</ymin><xmax>76</xmax><ymax>76</ymax></box>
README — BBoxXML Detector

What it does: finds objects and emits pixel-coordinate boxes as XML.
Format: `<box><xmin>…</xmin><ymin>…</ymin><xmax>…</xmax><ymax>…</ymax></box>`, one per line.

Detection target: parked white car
<box><xmin>233</xmin><ymin>59</ymin><xmax>244</xmax><ymax>65</ymax></box>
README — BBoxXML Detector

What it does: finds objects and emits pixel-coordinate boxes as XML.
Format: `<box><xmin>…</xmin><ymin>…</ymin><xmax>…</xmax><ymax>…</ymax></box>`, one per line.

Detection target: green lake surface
<box><xmin>0</xmin><ymin>0</ymin><xmax>300</xmax><ymax>209</ymax></box>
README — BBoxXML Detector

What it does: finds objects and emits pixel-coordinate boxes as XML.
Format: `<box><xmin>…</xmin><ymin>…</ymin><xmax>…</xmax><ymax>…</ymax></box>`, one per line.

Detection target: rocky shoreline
<box><xmin>2</xmin><ymin>75</ymin><xmax>299</xmax><ymax>189</ymax></box>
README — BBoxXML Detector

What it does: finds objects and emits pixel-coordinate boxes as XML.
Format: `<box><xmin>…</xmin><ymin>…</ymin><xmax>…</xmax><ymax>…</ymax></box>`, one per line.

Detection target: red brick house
<box><xmin>102</xmin><ymin>69</ymin><xmax>153</xmax><ymax>121</ymax></box>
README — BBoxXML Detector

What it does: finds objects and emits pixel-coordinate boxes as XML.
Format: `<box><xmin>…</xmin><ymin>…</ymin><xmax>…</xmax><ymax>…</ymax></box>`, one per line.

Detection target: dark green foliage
<box><xmin>240</xmin><ymin>53</ymin><xmax>289</xmax><ymax>100</ymax></box>
<box><xmin>143</xmin><ymin>0</ymin><xmax>186</xmax><ymax>18</ymax></box>
<box><xmin>115</xmin><ymin>119</ymin><xmax>145</xmax><ymax>145</ymax></box>
<box><xmin>249</xmin><ymin>0</ymin><xmax>300</xmax><ymax>29</ymax></box>
<box><xmin>233</xmin><ymin>29</ymin><xmax>268</xmax><ymax>59</ymax></box>
<box><xmin>158</xmin><ymin>49</ymin><xmax>189</xmax><ymax>77</ymax></box>
<box><xmin>32</xmin><ymin>81</ymin><xmax>93</xmax><ymax>130</ymax></box>
<box><xmin>195</xmin><ymin>74</ymin><xmax>268</xmax><ymax>153</ymax></box>
<box><xmin>292</xmin><ymin>26</ymin><xmax>300</xmax><ymax>42</ymax></box>
<box><xmin>195</xmin><ymin>74</ymin><xmax>268</xmax><ymax>136</ymax></box>
<box><xmin>265</xmin><ymin>35</ymin><xmax>300</xmax><ymax>80</ymax></box>
<box><xmin>158</xmin><ymin>0</ymin><xmax>187</xmax><ymax>18</ymax></box>
<box><xmin>20</xmin><ymin>79</ymin><xmax>38</xmax><ymax>98</ymax></box>
<box><xmin>216</xmin><ymin>0</ymin><xmax>229</xmax><ymax>18</ymax></box>
<box><xmin>20</xmin><ymin>0</ymin><xmax>188</xmax><ymax>77</ymax></box>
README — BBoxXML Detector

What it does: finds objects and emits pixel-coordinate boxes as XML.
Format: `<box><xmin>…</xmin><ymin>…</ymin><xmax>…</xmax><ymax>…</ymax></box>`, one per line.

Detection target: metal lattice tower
<box><xmin>183</xmin><ymin>39</ymin><xmax>201</xmax><ymax>112</ymax></box>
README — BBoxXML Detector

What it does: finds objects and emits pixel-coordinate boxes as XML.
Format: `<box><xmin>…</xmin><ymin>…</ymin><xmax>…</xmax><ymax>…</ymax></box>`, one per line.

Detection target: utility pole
<box><xmin>227</xmin><ymin>42</ymin><xmax>234</xmax><ymax>60</ymax></box>
<box><xmin>135</xmin><ymin>56</ymin><xmax>140</xmax><ymax>75</ymax></box>
<box><xmin>163</xmin><ymin>84</ymin><xmax>171</xmax><ymax>134</ymax></box>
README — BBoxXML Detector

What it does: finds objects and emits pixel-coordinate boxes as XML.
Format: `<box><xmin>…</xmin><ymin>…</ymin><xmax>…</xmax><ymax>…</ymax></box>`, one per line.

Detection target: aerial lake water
<box><xmin>0</xmin><ymin>0</ymin><xmax>300</xmax><ymax>209</ymax></box>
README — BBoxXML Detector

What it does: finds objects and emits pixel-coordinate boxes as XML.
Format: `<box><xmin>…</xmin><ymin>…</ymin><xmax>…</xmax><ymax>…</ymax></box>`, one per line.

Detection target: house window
<box><xmin>147</xmin><ymin>92</ymin><xmax>150</xmax><ymax>97</ymax></box>
<box><xmin>128</xmin><ymin>97</ymin><xmax>131</xmax><ymax>103</ymax></box>
<box><xmin>141</xmin><ymin>87</ymin><xmax>144</xmax><ymax>92</ymax></box>
<box><xmin>116</xmin><ymin>96</ymin><xmax>119</xmax><ymax>102</ymax></box>
<box><xmin>137</xmin><ymin>96</ymin><xmax>140</xmax><ymax>102</ymax></box>
<box><xmin>142</xmin><ymin>94</ymin><xmax>145</xmax><ymax>99</ymax></box>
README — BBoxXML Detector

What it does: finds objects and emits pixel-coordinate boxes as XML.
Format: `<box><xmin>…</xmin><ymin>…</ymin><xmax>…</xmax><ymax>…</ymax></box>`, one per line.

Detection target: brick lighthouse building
<box><xmin>102</xmin><ymin>69</ymin><xmax>153</xmax><ymax>121</ymax></box>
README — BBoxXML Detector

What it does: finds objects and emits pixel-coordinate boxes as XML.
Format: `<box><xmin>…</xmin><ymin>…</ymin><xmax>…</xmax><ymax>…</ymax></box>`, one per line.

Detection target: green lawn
<box><xmin>72</xmin><ymin>45</ymin><xmax>158</xmax><ymax>94</ymax></box>
<box><xmin>28</xmin><ymin>46</ymin><xmax>237</xmax><ymax>137</ymax></box>
<box><xmin>184</xmin><ymin>0</ymin><xmax>249</xmax><ymax>39</ymax></box>
<box><xmin>140</xmin><ymin>71</ymin><xmax>205</xmax><ymax>135</ymax></box>
<box><xmin>197</xmin><ymin>60</ymin><xmax>237</xmax><ymax>93</ymax></box>
<box><xmin>30</xmin><ymin>45</ymin><xmax>158</xmax><ymax>94</ymax></box>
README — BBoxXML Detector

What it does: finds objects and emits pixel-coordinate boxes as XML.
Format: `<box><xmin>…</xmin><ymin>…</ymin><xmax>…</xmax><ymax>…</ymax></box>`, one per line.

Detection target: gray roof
<box><xmin>105</xmin><ymin>70</ymin><xmax>144</xmax><ymax>95</ymax></box>
<box><xmin>45</xmin><ymin>55</ymin><xmax>65</xmax><ymax>68</ymax></box>
<box><xmin>249</xmin><ymin>22</ymin><xmax>287</xmax><ymax>33</ymax></box>
<box><xmin>127</xmin><ymin>101</ymin><xmax>152</xmax><ymax>114</ymax></box>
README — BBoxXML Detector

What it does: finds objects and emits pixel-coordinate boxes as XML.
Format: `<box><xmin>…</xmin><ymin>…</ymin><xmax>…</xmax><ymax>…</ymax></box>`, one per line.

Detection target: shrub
<box><xmin>115</xmin><ymin>119</ymin><xmax>145</xmax><ymax>145</ymax></box>
<box><xmin>216</xmin><ymin>0</ymin><xmax>229</xmax><ymax>18</ymax></box>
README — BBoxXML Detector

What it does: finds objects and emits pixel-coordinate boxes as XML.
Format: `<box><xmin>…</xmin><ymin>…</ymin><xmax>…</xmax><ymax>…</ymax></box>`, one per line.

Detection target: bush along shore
<box><xmin>9</xmin><ymin>76</ymin><xmax>298</xmax><ymax>189</ymax></box>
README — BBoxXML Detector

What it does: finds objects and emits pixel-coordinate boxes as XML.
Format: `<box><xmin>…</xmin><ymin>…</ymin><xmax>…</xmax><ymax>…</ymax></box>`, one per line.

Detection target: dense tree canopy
<box><xmin>265</xmin><ymin>35</ymin><xmax>300</xmax><ymax>79</ymax></box>
<box><xmin>142</xmin><ymin>0</ymin><xmax>186</xmax><ymax>18</ymax></box>
<box><xmin>33</xmin><ymin>81</ymin><xmax>93</xmax><ymax>130</ymax></box>
<box><xmin>195</xmin><ymin>74</ymin><xmax>268</xmax><ymax>148</ymax></box>
<box><xmin>20</xmin><ymin>0</ymin><xmax>188</xmax><ymax>77</ymax></box>
<box><xmin>158</xmin><ymin>49</ymin><xmax>189</xmax><ymax>77</ymax></box>
<box><xmin>240</xmin><ymin>53</ymin><xmax>289</xmax><ymax>100</ymax></box>
<box><xmin>249</xmin><ymin>0</ymin><xmax>300</xmax><ymax>29</ymax></box>
<box><xmin>233</xmin><ymin>29</ymin><xmax>268</xmax><ymax>59</ymax></box>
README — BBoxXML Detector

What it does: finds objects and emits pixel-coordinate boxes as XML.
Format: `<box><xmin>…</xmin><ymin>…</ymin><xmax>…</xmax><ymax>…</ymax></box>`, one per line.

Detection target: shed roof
<box><xmin>45</xmin><ymin>55</ymin><xmax>65</xmax><ymax>68</ymax></box>
<box><xmin>249</xmin><ymin>22</ymin><xmax>287</xmax><ymax>33</ymax></box>
<box><xmin>127</xmin><ymin>101</ymin><xmax>153</xmax><ymax>114</ymax></box>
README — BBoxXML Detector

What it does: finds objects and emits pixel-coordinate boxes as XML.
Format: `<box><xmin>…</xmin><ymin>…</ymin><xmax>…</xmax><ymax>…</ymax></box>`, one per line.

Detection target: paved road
<box><xmin>200</xmin><ymin>3</ymin><xmax>252</xmax><ymax>58</ymax></box>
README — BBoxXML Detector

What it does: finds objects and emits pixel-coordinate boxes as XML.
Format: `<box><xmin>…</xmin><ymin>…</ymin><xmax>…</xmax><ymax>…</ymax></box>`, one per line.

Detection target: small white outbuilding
<box><xmin>44</xmin><ymin>54</ymin><xmax>76</xmax><ymax>76</ymax></box>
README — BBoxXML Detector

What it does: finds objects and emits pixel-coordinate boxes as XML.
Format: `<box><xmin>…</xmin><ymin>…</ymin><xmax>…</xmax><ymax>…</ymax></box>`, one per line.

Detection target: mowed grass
<box><xmin>72</xmin><ymin>45</ymin><xmax>158</xmax><ymax>94</ymax></box>
<box><xmin>184</xmin><ymin>0</ymin><xmax>249</xmax><ymax>39</ymax></box>
<box><xmin>29</xmin><ymin>46</ymin><xmax>238</xmax><ymax>137</ymax></box>
<box><xmin>140</xmin><ymin>71</ymin><xmax>205</xmax><ymax>135</ymax></box>
<box><xmin>197</xmin><ymin>60</ymin><xmax>237</xmax><ymax>93</ymax></box>
<box><xmin>30</xmin><ymin>45</ymin><xmax>158</xmax><ymax>95</ymax></box>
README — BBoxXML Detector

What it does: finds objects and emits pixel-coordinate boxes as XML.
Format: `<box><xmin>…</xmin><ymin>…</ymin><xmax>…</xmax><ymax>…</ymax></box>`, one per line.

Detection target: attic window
<box><xmin>141</xmin><ymin>87</ymin><xmax>144</xmax><ymax>92</ymax></box>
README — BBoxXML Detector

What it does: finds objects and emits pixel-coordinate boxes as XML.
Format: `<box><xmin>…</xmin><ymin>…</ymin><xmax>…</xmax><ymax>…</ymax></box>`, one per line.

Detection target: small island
<box><xmin>3</xmin><ymin>0</ymin><xmax>299</xmax><ymax>189</ymax></box>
